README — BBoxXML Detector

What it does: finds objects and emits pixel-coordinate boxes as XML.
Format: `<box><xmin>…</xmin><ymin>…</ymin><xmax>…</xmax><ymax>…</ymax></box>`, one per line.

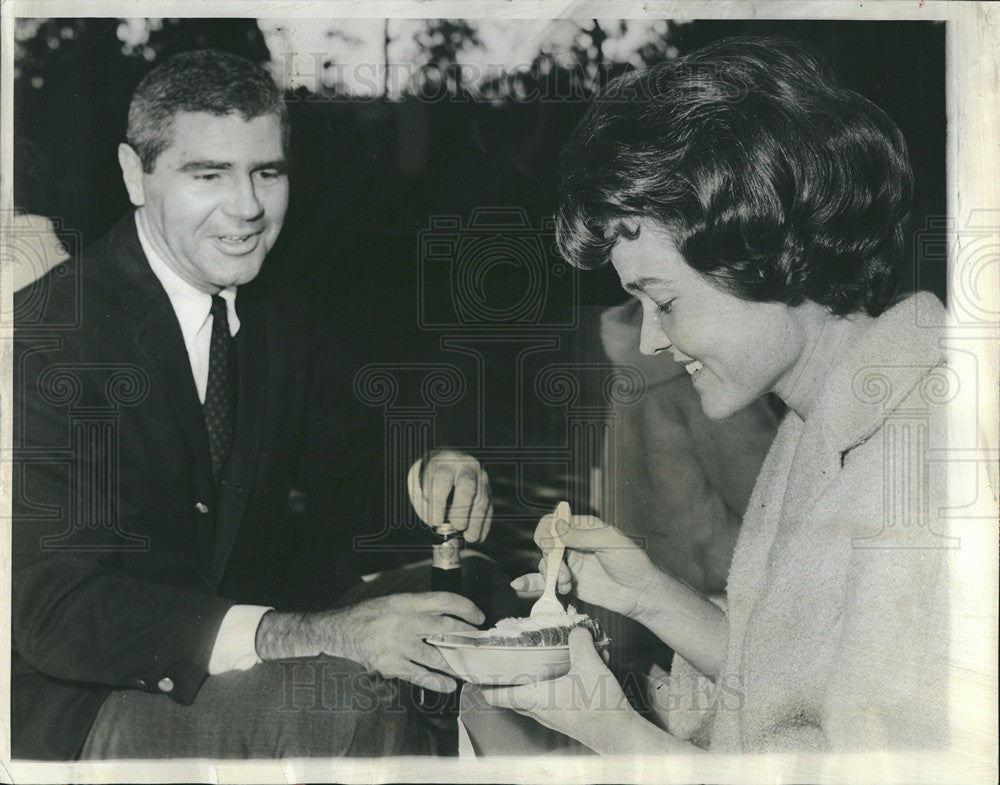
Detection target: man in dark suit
<box><xmin>13</xmin><ymin>49</ymin><xmax>503</xmax><ymax>760</ymax></box>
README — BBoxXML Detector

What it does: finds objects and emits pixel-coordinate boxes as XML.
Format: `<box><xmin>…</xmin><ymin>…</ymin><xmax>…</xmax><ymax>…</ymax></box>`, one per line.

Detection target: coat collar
<box><xmin>802</xmin><ymin>292</ymin><xmax>947</xmax><ymax>459</ymax></box>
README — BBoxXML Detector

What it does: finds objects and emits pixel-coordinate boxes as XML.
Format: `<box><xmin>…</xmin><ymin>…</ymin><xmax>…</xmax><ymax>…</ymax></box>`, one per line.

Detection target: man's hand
<box><xmin>412</xmin><ymin>450</ymin><xmax>493</xmax><ymax>543</ymax></box>
<box><xmin>255</xmin><ymin>592</ymin><xmax>485</xmax><ymax>693</ymax></box>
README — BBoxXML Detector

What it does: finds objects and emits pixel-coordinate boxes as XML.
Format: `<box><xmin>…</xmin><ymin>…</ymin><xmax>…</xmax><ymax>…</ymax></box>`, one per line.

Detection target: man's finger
<box><xmin>480</xmin><ymin>504</ymin><xmax>493</xmax><ymax>542</ymax></box>
<box><xmin>405</xmin><ymin>666</ymin><xmax>458</xmax><ymax>694</ymax></box>
<box><xmin>447</xmin><ymin>468</ymin><xmax>478</xmax><ymax>535</ymax></box>
<box><xmin>415</xmin><ymin>592</ymin><xmax>486</xmax><ymax>625</ymax></box>
<box><xmin>409</xmin><ymin>640</ymin><xmax>460</xmax><ymax>676</ymax></box>
<box><xmin>465</xmin><ymin>480</ymin><xmax>490</xmax><ymax>543</ymax></box>
<box><xmin>426</xmin><ymin>614</ymin><xmax>480</xmax><ymax>636</ymax></box>
<box><xmin>426</xmin><ymin>466</ymin><xmax>454</xmax><ymax>531</ymax></box>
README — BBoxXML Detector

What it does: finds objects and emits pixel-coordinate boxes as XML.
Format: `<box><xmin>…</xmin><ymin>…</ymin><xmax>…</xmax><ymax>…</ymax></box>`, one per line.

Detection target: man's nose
<box><xmin>225</xmin><ymin>176</ymin><xmax>264</xmax><ymax>221</ymax></box>
<box><xmin>639</xmin><ymin>311</ymin><xmax>671</xmax><ymax>356</ymax></box>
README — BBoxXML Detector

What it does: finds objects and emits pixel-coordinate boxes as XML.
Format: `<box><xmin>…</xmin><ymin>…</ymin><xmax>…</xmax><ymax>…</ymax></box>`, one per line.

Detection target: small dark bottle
<box><xmin>419</xmin><ymin>525</ymin><xmax>464</xmax><ymax>755</ymax></box>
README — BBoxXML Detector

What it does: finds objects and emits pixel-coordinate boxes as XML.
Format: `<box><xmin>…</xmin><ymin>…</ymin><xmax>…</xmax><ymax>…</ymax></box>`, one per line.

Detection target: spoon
<box><xmin>530</xmin><ymin>501</ymin><xmax>571</xmax><ymax>618</ymax></box>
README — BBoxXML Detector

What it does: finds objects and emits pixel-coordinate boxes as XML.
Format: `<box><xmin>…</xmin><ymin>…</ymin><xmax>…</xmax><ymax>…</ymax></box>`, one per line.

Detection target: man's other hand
<box><xmin>255</xmin><ymin>593</ymin><xmax>485</xmax><ymax>692</ymax></box>
<box><xmin>414</xmin><ymin>450</ymin><xmax>493</xmax><ymax>543</ymax></box>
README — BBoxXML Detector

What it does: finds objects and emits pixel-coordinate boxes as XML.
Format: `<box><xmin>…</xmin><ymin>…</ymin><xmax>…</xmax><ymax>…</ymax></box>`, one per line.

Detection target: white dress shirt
<box><xmin>136</xmin><ymin>212</ymin><xmax>270</xmax><ymax>675</ymax></box>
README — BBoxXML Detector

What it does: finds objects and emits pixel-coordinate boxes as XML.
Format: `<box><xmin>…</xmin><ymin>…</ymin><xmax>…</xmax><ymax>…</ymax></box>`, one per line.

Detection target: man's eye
<box><xmin>255</xmin><ymin>169</ymin><xmax>282</xmax><ymax>181</ymax></box>
<box><xmin>194</xmin><ymin>173</ymin><xmax>221</xmax><ymax>182</ymax></box>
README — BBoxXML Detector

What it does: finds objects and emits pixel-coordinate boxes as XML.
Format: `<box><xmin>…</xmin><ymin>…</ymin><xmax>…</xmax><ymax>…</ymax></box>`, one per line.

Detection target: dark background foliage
<box><xmin>14</xmin><ymin>18</ymin><xmax>947</xmax><ymax>573</ymax></box>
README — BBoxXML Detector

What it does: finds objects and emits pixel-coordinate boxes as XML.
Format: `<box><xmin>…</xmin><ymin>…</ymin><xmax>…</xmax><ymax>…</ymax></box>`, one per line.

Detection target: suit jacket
<box><xmin>12</xmin><ymin>214</ymin><xmax>368</xmax><ymax>759</ymax></box>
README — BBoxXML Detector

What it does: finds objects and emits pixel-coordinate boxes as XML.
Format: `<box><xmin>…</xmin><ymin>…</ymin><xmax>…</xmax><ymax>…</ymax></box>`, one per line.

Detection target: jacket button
<box><xmin>158</xmin><ymin>677</ymin><xmax>174</xmax><ymax>692</ymax></box>
<box><xmin>195</xmin><ymin>502</ymin><xmax>209</xmax><ymax>514</ymax></box>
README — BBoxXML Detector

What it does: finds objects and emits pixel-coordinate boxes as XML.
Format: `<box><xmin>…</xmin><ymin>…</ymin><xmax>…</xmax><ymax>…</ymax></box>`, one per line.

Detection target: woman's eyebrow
<box><xmin>624</xmin><ymin>276</ymin><xmax>673</xmax><ymax>293</ymax></box>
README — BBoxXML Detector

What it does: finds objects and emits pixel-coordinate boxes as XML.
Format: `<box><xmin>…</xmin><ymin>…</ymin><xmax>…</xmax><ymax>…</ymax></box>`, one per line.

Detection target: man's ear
<box><xmin>118</xmin><ymin>143</ymin><xmax>146</xmax><ymax>207</ymax></box>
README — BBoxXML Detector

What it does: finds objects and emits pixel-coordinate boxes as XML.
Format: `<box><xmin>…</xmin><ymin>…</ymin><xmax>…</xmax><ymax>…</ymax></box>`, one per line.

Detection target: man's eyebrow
<box><xmin>178</xmin><ymin>159</ymin><xmax>288</xmax><ymax>173</ymax></box>
<box><xmin>623</xmin><ymin>276</ymin><xmax>673</xmax><ymax>294</ymax></box>
<box><xmin>178</xmin><ymin>160</ymin><xmax>233</xmax><ymax>172</ymax></box>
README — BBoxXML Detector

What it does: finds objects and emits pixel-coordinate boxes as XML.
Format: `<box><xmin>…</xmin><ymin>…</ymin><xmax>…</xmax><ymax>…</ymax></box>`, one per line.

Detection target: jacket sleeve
<box><xmin>12</xmin><ymin>334</ymin><xmax>232</xmax><ymax>705</ymax></box>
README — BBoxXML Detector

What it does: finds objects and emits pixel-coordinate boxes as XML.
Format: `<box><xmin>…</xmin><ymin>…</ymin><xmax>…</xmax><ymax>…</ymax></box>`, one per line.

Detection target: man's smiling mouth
<box><xmin>214</xmin><ymin>231</ymin><xmax>263</xmax><ymax>252</ymax></box>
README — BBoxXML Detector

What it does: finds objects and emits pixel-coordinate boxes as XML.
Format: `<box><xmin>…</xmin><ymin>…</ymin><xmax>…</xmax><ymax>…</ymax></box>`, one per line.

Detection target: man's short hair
<box><xmin>555</xmin><ymin>36</ymin><xmax>913</xmax><ymax>317</ymax></box>
<box><xmin>127</xmin><ymin>49</ymin><xmax>289</xmax><ymax>172</ymax></box>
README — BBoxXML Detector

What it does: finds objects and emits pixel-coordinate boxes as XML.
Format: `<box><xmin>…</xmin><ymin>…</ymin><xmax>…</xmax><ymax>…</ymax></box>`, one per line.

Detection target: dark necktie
<box><xmin>204</xmin><ymin>294</ymin><xmax>237</xmax><ymax>479</ymax></box>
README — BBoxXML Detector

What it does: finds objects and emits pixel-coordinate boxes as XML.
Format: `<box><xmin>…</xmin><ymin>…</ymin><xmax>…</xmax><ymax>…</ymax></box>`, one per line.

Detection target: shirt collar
<box><xmin>134</xmin><ymin>211</ymin><xmax>240</xmax><ymax>342</ymax></box>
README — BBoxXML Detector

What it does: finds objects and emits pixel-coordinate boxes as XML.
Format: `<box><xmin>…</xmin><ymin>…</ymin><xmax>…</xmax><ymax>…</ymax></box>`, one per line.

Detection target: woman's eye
<box><xmin>656</xmin><ymin>300</ymin><xmax>674</xmax><ymax>315</ymax></box>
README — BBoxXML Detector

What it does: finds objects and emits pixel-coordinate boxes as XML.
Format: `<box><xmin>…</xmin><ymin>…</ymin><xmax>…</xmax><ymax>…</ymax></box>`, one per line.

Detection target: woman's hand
<box><xmin>511</xmin><ymin>513</ymin><xmax>666</xmax><ymax>623</ymax></box>
<box><xmin>479</xmin><ymin>627</ymin><xmax>632</xmax><ymax>753</ymax></box>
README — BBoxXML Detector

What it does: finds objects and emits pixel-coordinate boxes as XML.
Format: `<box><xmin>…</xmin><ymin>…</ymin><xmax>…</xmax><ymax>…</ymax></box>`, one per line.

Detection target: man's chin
<box><xmin>207</xmin><ymin>266</ymin><xmax>266</xmax><ymax>290</ymax></box>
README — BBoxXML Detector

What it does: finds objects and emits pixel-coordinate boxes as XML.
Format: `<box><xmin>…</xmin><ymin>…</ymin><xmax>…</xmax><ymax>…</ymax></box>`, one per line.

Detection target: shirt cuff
<box><xmin>207</xmin><ymin>604</ymin><xmax>273</xmax><ymax>675</ymax></box>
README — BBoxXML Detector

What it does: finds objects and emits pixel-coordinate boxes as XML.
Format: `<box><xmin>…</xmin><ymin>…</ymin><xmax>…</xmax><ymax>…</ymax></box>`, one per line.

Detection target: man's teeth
<box><xmin>220</xmin><ymin>235</ymin><xmax>252</xmax><ymax>242</ymax></box>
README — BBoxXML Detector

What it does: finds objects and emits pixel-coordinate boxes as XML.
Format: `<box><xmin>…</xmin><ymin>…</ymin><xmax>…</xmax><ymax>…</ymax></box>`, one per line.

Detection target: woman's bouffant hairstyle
<box><xmin>127</xmin><ymin>49</ymin><xmax>289</xmax><ymax>173</ymax></box>
<box><xmin>555</xmin><ymin>37</ymin><xmax>912</xmax><ymax>316</ymax></box>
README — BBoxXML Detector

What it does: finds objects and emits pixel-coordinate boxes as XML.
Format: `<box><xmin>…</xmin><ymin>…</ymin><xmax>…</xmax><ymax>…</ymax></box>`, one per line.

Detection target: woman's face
<box><xmin>610</xmin><ymin>220</ymin><xmax>806</xmax><ymax>420</ymax></box>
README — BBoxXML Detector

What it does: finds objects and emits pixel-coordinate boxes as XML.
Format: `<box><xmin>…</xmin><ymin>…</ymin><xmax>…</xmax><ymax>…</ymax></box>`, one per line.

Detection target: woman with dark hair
<box><xmin>484</xmin><ymin>37</ymin><xmax>950</xmax><ymax>753</ymax></box>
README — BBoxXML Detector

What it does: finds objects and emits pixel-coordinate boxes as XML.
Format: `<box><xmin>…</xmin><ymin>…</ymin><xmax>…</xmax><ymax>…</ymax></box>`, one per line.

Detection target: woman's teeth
<box><xmin>683</xmin><ymin>360</ymin><xmax>704</xmax><ymax>375</ymax></box>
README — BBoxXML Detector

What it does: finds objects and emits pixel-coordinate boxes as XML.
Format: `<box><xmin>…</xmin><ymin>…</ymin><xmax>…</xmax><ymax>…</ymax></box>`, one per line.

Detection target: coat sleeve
<box><xmin>12</xmin><ymin>331</ymin><xmax>232</xmax><ymax>705</ymax></box>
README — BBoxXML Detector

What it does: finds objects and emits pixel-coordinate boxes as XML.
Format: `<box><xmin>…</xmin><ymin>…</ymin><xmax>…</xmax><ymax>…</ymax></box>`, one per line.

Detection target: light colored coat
<box><xmin>666</xmin><ymin>292</ymin><xmax>952</xmax><ymax>752</ymax></box>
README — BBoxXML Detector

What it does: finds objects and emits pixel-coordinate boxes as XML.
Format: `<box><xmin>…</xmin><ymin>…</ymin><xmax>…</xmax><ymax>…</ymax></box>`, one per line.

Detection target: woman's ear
<box><xmin>118</xmin><ymin>143</ymin><xmax>146</xmax><ymax>207</ymax></box>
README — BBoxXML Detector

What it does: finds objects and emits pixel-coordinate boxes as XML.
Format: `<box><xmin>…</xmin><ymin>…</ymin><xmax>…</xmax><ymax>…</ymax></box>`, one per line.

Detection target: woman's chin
<box><xmin>694</xmin><ymin>383</ymin><xmax>746</xmax><ymax>421</ymax></box>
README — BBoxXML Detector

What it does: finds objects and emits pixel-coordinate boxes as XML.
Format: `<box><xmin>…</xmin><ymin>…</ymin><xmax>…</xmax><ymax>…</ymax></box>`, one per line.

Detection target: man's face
<box><xmin>123</xmin><ymin>111</ymin><xmax>289</xmax><ymax>293</ymax></box>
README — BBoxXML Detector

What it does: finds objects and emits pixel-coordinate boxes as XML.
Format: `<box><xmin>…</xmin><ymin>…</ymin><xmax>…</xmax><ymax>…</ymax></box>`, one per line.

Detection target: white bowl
<box><xmin>427</xmin><ymin>633</ymin><xmax>610</xmax><ymax>686</ymax></box>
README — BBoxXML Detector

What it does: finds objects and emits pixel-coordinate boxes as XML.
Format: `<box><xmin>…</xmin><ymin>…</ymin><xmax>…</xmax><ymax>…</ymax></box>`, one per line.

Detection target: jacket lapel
<box><xmin>109</xmin><ymin>218</ymin><xmax>217</xmax><ymax>570</ymax></box>
<box><xmin>210</xmin><ymin>288</ymin><xmax>268</xmax><ymax>587</ymax></box>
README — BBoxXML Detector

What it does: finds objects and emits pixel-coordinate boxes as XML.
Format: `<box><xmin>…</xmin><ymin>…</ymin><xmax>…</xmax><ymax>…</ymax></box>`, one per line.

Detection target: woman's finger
<box><xmin>478</xmin><ymin>684</ymin><xmax>538</xmax><ymax>713</ymax></box>
<box><xmin>534</xmin><ymin>558</ymin><xmax>574</xmax><ymax>594</ymax></box>
<box><xmin>567</xmin><ymin>626</ymin><xmax>603</xmax><ymax>671</ymax></box>
<box><xmin>510</xmin><ymin>572</ymin><xmax>544</xmax><ymax>596</ymax></box>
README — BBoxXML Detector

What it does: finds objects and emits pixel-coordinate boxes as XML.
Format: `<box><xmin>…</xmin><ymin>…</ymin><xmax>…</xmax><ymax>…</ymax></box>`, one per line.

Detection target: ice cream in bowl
<box><xmin>426</xmin><ymin>605</ymin><xmax>610</xmax><ymax>685</ymax></box>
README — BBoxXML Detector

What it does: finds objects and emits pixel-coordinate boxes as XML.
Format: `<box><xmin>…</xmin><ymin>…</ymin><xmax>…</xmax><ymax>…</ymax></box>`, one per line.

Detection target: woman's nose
<box><xmin>639</xmin><ymin>311</ymin><xmax>671</xmax><ymax>356</ymax></box>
